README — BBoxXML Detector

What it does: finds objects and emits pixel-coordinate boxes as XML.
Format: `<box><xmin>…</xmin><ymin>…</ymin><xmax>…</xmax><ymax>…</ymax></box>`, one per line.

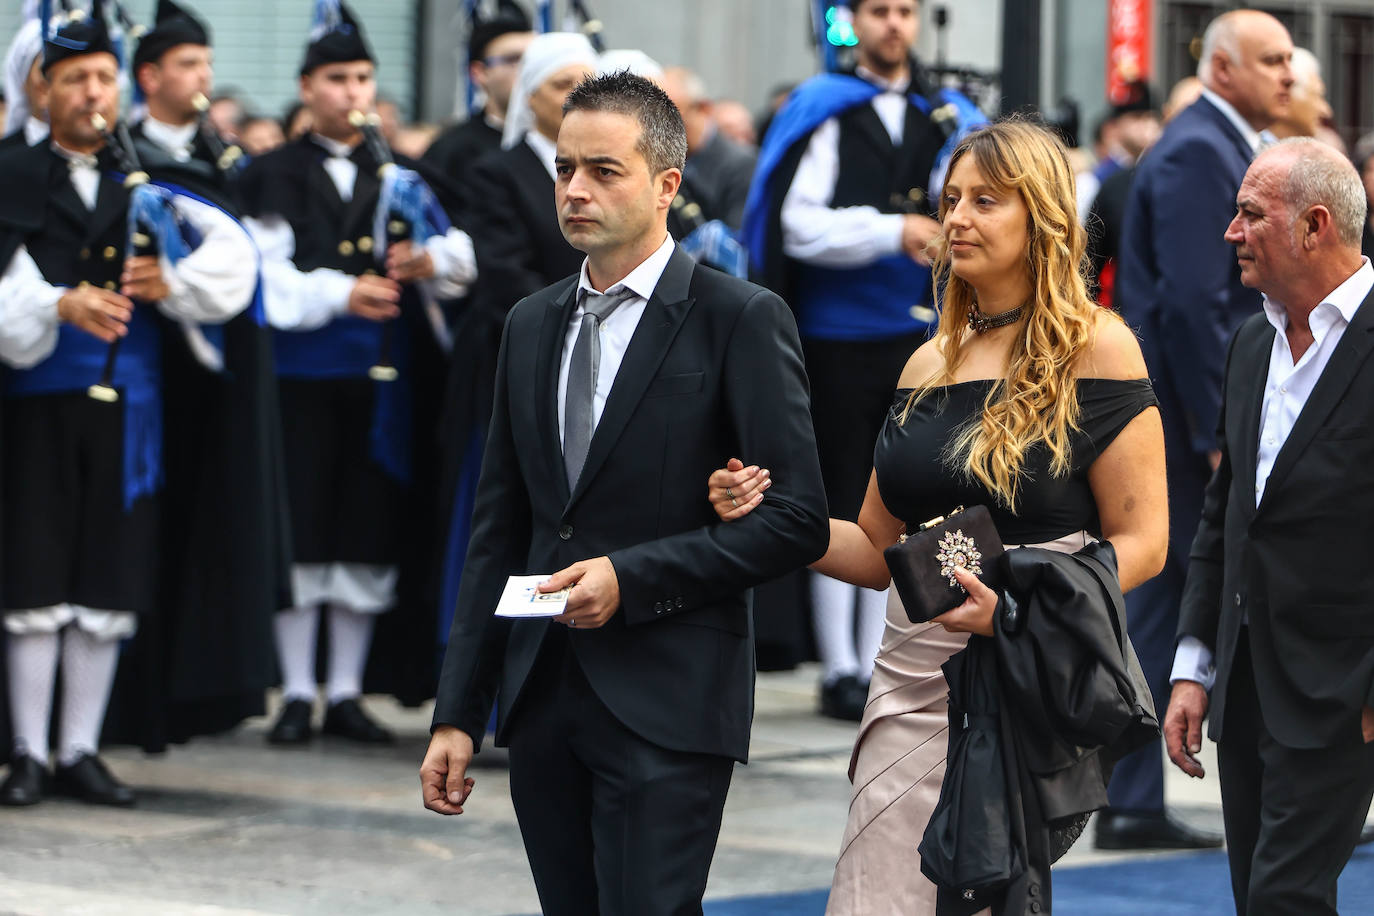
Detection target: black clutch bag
<box><xmin>884</xmin><ymin>505</ymin><xmax>1005</xmax><ymax>624</ymax></box>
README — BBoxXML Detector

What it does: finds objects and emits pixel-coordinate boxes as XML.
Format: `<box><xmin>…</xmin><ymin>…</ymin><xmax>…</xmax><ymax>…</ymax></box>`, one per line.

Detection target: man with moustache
<box><xmin>420</xmin><ymin>71</ymin><xmax>827</xmax><ymax>915</ymax></box>
<box><xmin>740</xmin><ymin>0</ymin><xmax>982</xmax><ymax>721</ymax></box>
<box><xmin>1106</xmin><ymin>8</ymin><xmax>1294</xmax><ymax>849</ymax></box>
<box><xmin>112</xmin><ymin>0</ymin><xmax>291</xmax><ymax>751</ymax></box>
<box><xmin>1166</xmin><ymin>138</ymin><xmax>1374</xmax><ymax>916</ymax></box>
<box><xmin>240</xmin><ymin>1</ymin><xmax>476</xmax><ymax>746</ymax></box>
<box><xmin>0</xmin><ymin>4</ymin><xmax>257</xmax><ymax>805</ymax></box>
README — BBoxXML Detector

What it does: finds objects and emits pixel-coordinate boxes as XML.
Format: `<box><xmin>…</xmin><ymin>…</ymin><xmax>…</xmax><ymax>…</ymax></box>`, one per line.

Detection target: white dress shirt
<box><xmin>1171</xmin><ymin>258</ymin><xmax>1374</xmax><ymax>688</ymax></box>
<box><xmin>140</xmin><ymin>116</ymin><xmax>199</xmax><ymax>162</ymax></box>
<box><xmin>556</xmin><ymin>234</ymin><xmax>676</xmax><ymax>445</ymax></box>
<box><xmin>246</xmin><ymin>133</ymin><xmax>477</xmax><ymax>332</ymax></box>
<box><xmin>779</xmin><ymin>67</ymin><xmax>912</xmax><ymax>268</ymax></box>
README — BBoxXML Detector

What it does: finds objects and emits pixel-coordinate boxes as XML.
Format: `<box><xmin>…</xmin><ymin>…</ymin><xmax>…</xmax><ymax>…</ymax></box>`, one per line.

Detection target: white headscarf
<box><xmin>4</xmin><ymin>18</ymin><xmax>44</xmax><ymax>137</ymax></box>
<box><xmin>596</xmin><ymin>49</ymin><xmax>664</xmax><ymax>83</ymax></box>
<box><xmin>500</xmin><ymin>31</ymin><xmax>597</xmax><ymax>150</ymax></box>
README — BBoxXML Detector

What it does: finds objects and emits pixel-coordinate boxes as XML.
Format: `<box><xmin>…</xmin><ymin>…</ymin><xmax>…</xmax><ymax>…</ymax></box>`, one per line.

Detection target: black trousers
<box><xmin>278</xmin><ymin>378</ymin><xmax>404</xmax><ymax>565</ymax></box>
<box><xmin>505</xmin><ymin>629</ymin><xmax>735</xmax><ymax>916</ymax></box>
<box><xmin>2</xmin><ymin>392</ymin><xmax>158</xmax><ymax>612</ymax></box>
<box><xmin>1217</xmin><ymin>630</ymin><xmax>1374</xmax><ymax>916</ymax></box>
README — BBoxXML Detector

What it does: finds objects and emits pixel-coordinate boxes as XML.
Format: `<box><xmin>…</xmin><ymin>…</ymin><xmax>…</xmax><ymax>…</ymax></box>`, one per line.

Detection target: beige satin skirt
<box><xmin>825</xmin><ymin>532</ymin><xmax>1092</xmax><ymax>916</ymax></box>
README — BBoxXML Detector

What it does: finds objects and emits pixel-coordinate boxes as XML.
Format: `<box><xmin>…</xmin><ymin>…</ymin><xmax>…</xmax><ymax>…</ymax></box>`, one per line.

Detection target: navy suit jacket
<box><xmin>1115</xmin><ymin>96</ymin><xmax>1263</xmax><ymax>563</ymax></box>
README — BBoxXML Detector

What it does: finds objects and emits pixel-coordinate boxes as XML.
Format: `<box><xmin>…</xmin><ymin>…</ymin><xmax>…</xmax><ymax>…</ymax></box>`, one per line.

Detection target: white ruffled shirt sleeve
<box><xmin>244</xmin><ymin>214</ymin><xmax>355</xmax><ymax>331</ymax></box>
<box><xmin>419</xmin><ymin>226</ymin><xmax>477</xmax><ymax>300</ymax></box>
<box><xmin>779</xmin><ymin>117</ymin><xmax>906</xmax><ymax>268</ymax></box>
<box><xmin>157</xmin><ymin>194</ymin><xmax>258</xmax><ymax>324</ymax></box>
<box><xmin>0</xmin><ymin>246</ymin><xmax>62</xmax><ymax>369</ymax></box>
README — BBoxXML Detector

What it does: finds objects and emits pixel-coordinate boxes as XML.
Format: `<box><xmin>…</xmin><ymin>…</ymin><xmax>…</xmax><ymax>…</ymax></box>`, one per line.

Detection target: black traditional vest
<box><xmin>793</xmin><ymin>94</ymin><xmax>946</xmax><ymax>341</ymax></box>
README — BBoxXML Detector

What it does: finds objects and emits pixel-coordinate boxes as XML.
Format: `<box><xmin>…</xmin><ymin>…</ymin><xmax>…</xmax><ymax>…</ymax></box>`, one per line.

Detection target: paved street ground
<box><xmin>0</xmin><ymin>664</ymin><xmax>1259</xmax><ymax>915</ymax></box>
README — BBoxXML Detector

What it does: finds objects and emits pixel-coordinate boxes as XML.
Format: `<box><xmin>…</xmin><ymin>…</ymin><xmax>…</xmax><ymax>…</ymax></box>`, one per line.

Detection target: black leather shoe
<box><xmin>819</xmin><ymin>675</ymin><xmax>867</xmax><ymax>722</ymax></box>
<box><xmin>52</xmin><ymin>754</ymin><xmax>136</xmax><ymax>807</ymax></box>
<box><xmin>267</xmin><ymin>698</ymin><xmax>315</xmax><ymax>745</ymax></box>
<box><xmin>1094</xmin><ymin>809</ymin><xmax>1223</xmax><ymax>850</ymax></box>
<box><xmin>0</xmin><ymin>754</ymin><xmax>49</xmax><ymax>806</ymax></box>
<box><xmin>322</xmin><ymin>698</ymin><xmax>394</xmax><ymax>744</ymax></box>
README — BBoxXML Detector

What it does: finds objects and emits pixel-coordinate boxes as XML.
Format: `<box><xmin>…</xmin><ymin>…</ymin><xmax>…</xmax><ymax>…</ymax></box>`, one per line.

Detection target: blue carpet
<box><xmin>698</xmin><ymin>844</ymin><xmax>1374</xmax><ymax>914</ymax></box>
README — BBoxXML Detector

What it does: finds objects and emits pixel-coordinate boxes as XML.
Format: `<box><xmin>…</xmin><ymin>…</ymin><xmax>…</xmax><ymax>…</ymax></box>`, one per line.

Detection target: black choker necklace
<box><xmin>968</xmin><ymin>303</ymin><xmax>1026</xmax><ymax>333</ymax></box>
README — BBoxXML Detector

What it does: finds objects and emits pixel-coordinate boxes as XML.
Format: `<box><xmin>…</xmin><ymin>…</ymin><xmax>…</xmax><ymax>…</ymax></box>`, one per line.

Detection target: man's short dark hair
<box><xmin>563</xmin><ymin>70</ymin><xmax>687</xmax><ymax>176</ymax></box>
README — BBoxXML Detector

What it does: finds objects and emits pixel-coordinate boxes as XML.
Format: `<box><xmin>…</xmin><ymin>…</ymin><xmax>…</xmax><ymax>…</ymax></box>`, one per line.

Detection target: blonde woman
<box><xmin>711</xmin><ymin>120</ymin><xmax>1167</xmax><ymax>914</ymax></box>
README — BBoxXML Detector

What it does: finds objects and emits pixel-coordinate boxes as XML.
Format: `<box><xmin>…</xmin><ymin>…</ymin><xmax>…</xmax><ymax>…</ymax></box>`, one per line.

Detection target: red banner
<box><xmin>1107</xmin><ymin>0</ymin><xmax>1152</xmax><ymax>105</ymax></box>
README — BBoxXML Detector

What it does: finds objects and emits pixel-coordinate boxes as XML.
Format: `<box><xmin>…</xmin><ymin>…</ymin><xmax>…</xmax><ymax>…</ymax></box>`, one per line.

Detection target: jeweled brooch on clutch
<box><xmin>936</xmin><ymin>529</ymin><xmax>983</xmax><ymax>588</ymax></box>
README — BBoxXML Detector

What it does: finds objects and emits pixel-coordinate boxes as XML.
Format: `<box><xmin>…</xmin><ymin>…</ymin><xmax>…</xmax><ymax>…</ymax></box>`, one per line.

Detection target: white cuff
<box><xmin>421</xmin><ymin>228</ymin><xmax>477</xmax><ymax>300</ymax></box>
<box><xmin>1170</xmin><ymin>635</ymin><xmax>1216</xmax><ymax>692</ymax></box>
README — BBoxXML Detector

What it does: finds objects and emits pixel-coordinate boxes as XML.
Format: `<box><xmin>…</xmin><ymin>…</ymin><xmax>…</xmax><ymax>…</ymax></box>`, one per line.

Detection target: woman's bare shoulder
<box><xmin>1079</xmin><ymin>309</ymin><xmax>1148</xmax><ymax>381</ymax></box>
<box><xmin>897</xmin><ymin>337</ymin><xmax>946</xmax><ymax>388</ymax></box>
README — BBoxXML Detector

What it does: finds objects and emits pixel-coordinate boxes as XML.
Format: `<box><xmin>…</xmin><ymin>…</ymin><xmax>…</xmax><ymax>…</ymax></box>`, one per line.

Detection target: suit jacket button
<box><xmin>654</xmin><ymin>602</ymin><xmax>664</xmax><ymax>614</ymax></box>
<box><xmin>1029</xmin><ymin>903</ymin><xmax>1041</xmax><ymax>914</ymax></box>
<box><xmin>1234</xmin><ymin>593</ymin><xmax>1242</xmax><ymax>607</ymax></box>
<box><xmin>675</xmin><ymin>597</ymin><xmax>684</xmax><ymax>608</ymax></box>
<box><xmin>1028</xmin><ymin>883</ymin><xmax>1039</xmax><ymax>897</ymax></box>
<box><xmin>558</xmin><ymin>525</ymin><xmax>573</xmax><ymax>540</ymax></box>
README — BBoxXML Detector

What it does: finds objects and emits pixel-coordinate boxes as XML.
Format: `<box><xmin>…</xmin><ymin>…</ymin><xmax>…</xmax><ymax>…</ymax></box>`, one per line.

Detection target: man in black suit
<box><xmin>1166</xmin><ymin>138</ymin><xmax>1374</xmax><ymax>916</ymax></box>
<box><xmin>420</xmin><ymin>71</ymin><xmax>828</xmax><ymax>915</ymax></box>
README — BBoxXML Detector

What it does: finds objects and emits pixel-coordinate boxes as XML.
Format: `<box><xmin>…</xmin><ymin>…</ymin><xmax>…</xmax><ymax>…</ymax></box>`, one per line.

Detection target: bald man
<box><xmin>1167</xmin><ymin>138</ymin><xmax>1374</xmax><ymax>916</ymax></box>
<box><xmin>1106</xmin><ymin>8</ymin><xmax>1295</xmax><ymax>850</ymax></box>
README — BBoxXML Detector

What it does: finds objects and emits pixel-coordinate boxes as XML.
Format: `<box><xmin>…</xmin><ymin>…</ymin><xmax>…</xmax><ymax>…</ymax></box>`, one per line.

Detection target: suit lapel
<box><xmin>1233</xmin><ymin>320</ymin><xmax>1274</xmax><ymax>515</ymax></box>
<box><xmin>849</xmin><ymin>103</ymin><xmax>897</xmax><ymax>159</ymax></box>
<box><xmin>565</xmin><ymin>248</ymin><xmax>696</xmax><ymax>509</ymax></box>
<box><xmin>86</xmin><ymin>173</ymin><xmax>128</xmax><ymax>243</ymax></box>
<box><xmin>539</xmin><ymin>279</ymin><xmax>580</xmax><ymax>506</ymax></box>
<box><xmin>1258</xmin><ymin>289</ymin><xmax>1374</xmax><ymax>513</ymax></box>
<box><xmin>1194</xmin><ymin>96</ymin><xmax>1258</xmax><ymax>165</ymax></box>
<box><xmin>48</xmin><ymin>177</ymin><xmax>91</xmax><ymax>231</ymax></box>
<box><xmin>343</xmin><ymin>151</ymin><xmax>380</xmax><ymax>235</ymax></box>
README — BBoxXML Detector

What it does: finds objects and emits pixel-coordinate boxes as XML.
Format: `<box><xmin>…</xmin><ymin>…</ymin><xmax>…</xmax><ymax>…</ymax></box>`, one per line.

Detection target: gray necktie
<box><xmin>563</xmin><ymin>287</ymin><xmax>632</xmax><ymax>489</ymax></box>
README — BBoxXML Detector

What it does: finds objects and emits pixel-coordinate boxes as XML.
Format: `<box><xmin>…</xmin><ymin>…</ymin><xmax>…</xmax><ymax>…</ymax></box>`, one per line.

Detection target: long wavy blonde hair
<box><xmin>902</xmin><ymin>119</ymin><xmax>1108</xmax><ymax>511</ymax></box>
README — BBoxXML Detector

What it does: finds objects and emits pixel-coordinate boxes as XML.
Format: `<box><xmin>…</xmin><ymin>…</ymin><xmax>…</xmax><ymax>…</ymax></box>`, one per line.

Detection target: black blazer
<box><xmin>1179</xmin><ymin>287</ymin><xmax>1374</xmax><ymax>748</ymax></box>
<box><xmin>432</xmin><ymin>245</ymin><xmax>829</xmax><ymax>762</ymax></box>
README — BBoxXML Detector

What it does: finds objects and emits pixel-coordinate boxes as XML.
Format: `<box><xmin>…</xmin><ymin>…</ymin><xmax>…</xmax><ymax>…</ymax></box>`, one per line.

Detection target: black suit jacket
<box><xmin>1179</xmin><ymin>287</ymin><xmax>1374</xmax><ymax>748</ymax></box>
<box><xmin>432</xmin><ymin>245</ymin><xmax>829</xmax><ymax>762</ymax></box>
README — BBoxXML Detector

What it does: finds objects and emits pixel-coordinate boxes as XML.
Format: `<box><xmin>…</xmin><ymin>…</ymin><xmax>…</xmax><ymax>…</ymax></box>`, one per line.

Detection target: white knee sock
<box><xmin>6</xmin><ymin>631</ymin><xmax>60</xmax><ymax>763</ymax></box>
<box><xmin>56</xmin><ymin>627</ymin><xmax>121</xmax><ymax>767</ymax></box>
<box><xmin>325</xmin><ymin>604</ymin><xmax>375</xmax><ymax>705</ymax></box>
<box><xmin>274</xmin><ymin>605</ymin><xmax>320</xmax><ymax>703</ymax></box>
<box><xmin>811</xmin><ymin>572</ymin><xmax>860</xmax><ymax>684</ymax></box>
<box><xmin>855</xmin><ymin>586</ymin><xmax>890</xmax><ymax>682</ymax></box>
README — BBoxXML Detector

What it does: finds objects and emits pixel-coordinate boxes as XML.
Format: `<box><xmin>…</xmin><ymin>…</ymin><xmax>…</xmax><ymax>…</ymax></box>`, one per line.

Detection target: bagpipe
<box><xmin>85</xmin><ymin>112</ymin><xmax>185</xmax><ymax>402</ymax></box>
<box><xmin>191</xmin><ymin>91</ymin><xmax>247</xmax><ymax>178</ymax></box>
<box><xmin>349</xmin><ymin>109</ymin><xmax>452</xmax><ymax>382</ymax></box>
